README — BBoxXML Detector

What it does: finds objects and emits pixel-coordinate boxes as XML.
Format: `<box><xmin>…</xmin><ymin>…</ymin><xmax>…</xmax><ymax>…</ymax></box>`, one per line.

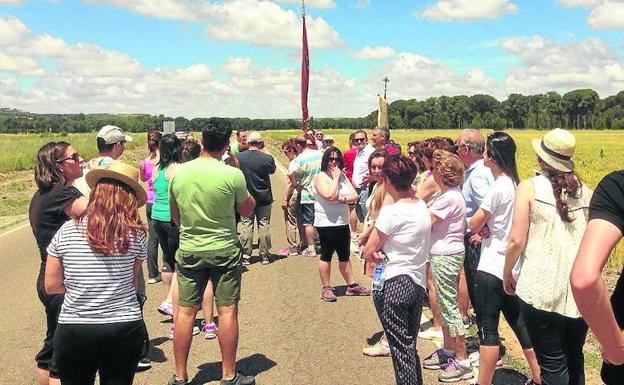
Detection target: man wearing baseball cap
<box><xmin>73</xmin><ymin>125</ymin><xmax>133</xmax><ymax>196</ymax></box>
<box><xmin>236</xmin><ymin>131</ymin><xmax>276</xmax><ymax>265</ymax></box>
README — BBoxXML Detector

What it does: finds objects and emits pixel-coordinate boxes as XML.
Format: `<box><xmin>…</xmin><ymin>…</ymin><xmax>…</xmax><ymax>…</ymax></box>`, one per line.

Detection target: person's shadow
<box><xmin>191</xmin><ymin>353</ymin><xmax>277</xmax><ymax>384</ymax></box>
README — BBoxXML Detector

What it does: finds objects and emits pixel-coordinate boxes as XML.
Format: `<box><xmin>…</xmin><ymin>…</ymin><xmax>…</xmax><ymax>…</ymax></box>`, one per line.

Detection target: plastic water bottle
<box><xmin>372</xmin><ymin>262</ymin><xmax>385</xmax><ymax>291</ymax></box>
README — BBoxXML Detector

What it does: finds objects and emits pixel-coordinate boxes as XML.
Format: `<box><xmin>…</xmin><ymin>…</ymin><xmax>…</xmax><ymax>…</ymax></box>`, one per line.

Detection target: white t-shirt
<box><xmin>375</xmin><ymin>200</ymin><xmax>431</xmax><ymax>289</ymax></box>
<box><xmin>351</xmin><ymin>145</ymin><xmax>375</xmax><ymax>188</ymax></box>
<box><xmin>313</xmin><ymin>173</ymin><xmax>351</xmax><ymax>227</ymax></box>
<box><xmin>477</xmin><ymin>175</ymin><xmax>516</xmax><ymax>279</ymax></box>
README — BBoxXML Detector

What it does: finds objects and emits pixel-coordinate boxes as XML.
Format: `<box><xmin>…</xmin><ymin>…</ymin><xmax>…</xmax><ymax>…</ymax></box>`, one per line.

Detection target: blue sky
<box><xmin>1</xmin><ymin>0</ymin><xmax>623</xmax><ymax>118</ymax></box>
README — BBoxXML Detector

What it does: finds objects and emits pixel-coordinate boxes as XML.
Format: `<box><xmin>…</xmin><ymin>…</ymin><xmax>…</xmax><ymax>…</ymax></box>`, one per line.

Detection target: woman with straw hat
<box><xmin>503</xmin><ymin>128</ymin><xmax>592</xmax><ymax>385</ymax></box>
<box><xmin>44</xmin><ymin>161</ymin><xmax>149</xmax><ymax>385</ymax></box>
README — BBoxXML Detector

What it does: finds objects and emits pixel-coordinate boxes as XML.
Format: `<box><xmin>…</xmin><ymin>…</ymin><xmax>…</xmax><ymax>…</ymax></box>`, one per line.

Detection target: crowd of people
<box><xmin>27</xmin><ymin>122</ymin><xmax>624</xmax><ymax>385</ymax></box>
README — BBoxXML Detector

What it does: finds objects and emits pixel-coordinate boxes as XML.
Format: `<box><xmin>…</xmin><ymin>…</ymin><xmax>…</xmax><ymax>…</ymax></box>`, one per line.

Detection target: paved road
<box><xmin>1</xmin><ymin>166</ymin><xmax>447</xmax><ymax>385</ymax></box>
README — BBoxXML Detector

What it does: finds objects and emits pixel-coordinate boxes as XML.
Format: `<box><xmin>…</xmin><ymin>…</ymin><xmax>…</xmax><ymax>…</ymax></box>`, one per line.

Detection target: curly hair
<box><xmin>432</xmin><ymin>150</ymin><xmax>464</xmax><ymax>188</ymax></box>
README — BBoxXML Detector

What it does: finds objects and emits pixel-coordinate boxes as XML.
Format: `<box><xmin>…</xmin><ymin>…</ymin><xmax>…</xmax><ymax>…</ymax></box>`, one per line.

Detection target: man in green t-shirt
<box><xmin>168</xmin><ymin>124</ymin><xmax>256</xmax><ymax>385</ymax></box>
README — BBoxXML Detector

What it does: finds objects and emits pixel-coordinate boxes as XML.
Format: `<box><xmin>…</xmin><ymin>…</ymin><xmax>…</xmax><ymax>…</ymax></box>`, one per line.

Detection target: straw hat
<box><xmin>531</xmin><ymin>128</ymin><xmax>576</xmax><ymax>172</ymax></box>
<box><xmin>86</xmin><ymin>161</ymin><xmax>147</xmax><ymax>207</ymax></box>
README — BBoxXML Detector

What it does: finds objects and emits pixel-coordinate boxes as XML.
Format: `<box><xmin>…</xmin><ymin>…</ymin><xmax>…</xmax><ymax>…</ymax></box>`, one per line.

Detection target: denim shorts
<box><xmin>299</xmin><ymin>203</ymin><xmax>315</xmax><ymax>226</ymax></box>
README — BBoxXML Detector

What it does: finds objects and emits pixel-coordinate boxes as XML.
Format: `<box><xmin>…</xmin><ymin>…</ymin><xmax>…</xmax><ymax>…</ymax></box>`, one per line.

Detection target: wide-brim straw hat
<box><xmin>86</xmin><ymin>161</ymin><xmax>147</xmax><ymax>207</ymax></box>
<box><xmin>531</xmin><ymin>128</ymin><xmax>576</xmax><ymax>172</ymax></box>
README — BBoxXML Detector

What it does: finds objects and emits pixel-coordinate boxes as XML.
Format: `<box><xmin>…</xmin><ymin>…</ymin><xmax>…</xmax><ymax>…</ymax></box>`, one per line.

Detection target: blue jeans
<box><xmin>355</xmin><ymin>187</ymin><xmax>369</xmax><ymax>223</ymax></box>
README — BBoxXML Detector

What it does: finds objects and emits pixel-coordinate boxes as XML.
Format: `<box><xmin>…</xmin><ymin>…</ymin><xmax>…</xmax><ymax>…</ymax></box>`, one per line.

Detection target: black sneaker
<box><xmin>167</xmin><ymin>375</ymin><xmax>189</xmax><ymax>385</ymax></box>
<box><xmin>220</xmin><ymin>373</ymin><xmax>255</xmax><ymax>385</ymax></box>
<box><xmin>136</xmin><ymin>357</ymin><xmax>152</xmax><ymax>370</ymax></box>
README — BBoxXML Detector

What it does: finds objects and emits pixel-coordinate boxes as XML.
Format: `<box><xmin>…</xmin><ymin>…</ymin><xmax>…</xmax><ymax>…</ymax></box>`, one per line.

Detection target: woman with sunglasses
<box><xmin>29</xmin><ymin>142</ymin><xmax>88</xmax><ymax>385</ymax></box>
<box><xmin>313</xmin><ymin>147</ymin><xmax>370</xmax><ymax>302</ymax></box>
<box><xmin>45</xmin><ymin>162</ymin><xmax>149</xmax><ymax>385</ymax></box>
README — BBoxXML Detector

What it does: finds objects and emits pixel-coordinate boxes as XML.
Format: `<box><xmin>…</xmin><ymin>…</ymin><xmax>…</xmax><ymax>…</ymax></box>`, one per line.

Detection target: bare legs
<box><xmin>319</xmin><ymin>260</ymin><xmax>356</xmax><ymax>287</ymax></box>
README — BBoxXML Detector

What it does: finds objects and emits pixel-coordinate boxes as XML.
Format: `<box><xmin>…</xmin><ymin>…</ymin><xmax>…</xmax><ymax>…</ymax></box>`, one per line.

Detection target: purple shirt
<box><xmin>429</xmin><ymin>187</ymin><xmax>466</xmax><ymax>255</ymax></box>
<box><xmin>141</xmin><ymin>160</ymin><xmax>156</xmax><ymax>204</ymax></box>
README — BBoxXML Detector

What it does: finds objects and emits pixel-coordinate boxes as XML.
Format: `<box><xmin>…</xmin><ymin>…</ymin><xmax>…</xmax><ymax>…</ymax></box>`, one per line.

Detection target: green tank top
<box><xmin>151</xmin><ymin>166</ymin><xmax>171</xmax><ymax>222</ymax></box>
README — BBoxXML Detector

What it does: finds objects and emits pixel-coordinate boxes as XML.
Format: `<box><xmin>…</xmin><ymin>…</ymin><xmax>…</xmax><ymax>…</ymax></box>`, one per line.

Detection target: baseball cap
<box><xmin>97</xmin><ymin>125</ymin><xmax>133</xmax><ymax>144</ymax></box>
<box><xmin>248</xmin><ymin>131</ymin><xmax>263</xmax><ymax>143</ymax></box>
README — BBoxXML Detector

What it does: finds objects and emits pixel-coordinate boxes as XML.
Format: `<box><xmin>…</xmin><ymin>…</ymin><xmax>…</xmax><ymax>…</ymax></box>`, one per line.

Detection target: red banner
<box><xmin>301</xmin><ymin>12</ymin><xmax>309</xmax><ymax>132</ymax></box>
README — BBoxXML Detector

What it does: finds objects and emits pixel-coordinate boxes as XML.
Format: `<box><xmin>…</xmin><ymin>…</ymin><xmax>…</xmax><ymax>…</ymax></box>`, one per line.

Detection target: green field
<box><xmin>0</xmin><ymin>132</ymin><xmax>145</xmax><ymax>173</ymax></box>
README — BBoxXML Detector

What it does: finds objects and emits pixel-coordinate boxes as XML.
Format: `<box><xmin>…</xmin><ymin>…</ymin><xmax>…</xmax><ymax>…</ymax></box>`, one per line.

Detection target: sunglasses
<box><xmin>57</xmin><ymin>153</ymin><xmax>81</xmax><ymax>163</ymax></box>
<box><xmin>324</xmin><ymin>139</ymin><xmax>334</xmax><ymax>143</ymax></box>
<box><xmin>353</xmin><ymin>138</ymin><xmax>366</xmax><ymax>143</ymax></box>
<box><xmin>328</xmin><ymin>157</ymin><xmax>340</xmax><ymax>161</ymax></box>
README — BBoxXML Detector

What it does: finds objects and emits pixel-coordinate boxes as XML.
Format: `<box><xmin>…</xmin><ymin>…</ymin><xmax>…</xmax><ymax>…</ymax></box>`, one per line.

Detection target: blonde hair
<box><xmin>432</xmin><ymin>150</ymin><xmax>464</xmax><ymax>188</ymax></box>
<box><xmin>368</xmin><ymin>182</ymin><xmax>387</xmax><ymax>219</ymax></box>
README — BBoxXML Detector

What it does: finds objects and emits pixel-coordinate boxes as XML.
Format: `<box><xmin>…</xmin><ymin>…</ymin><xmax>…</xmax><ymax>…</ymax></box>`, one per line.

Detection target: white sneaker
<box><xmin>168</xmin><ymin>326</ymin><xmax>201</xmax><ymax>340</ymax></box>
<box><xmin>418</xmin><ymin>327</ymin><xmax>444</xmax><ymax>340</ymax></box>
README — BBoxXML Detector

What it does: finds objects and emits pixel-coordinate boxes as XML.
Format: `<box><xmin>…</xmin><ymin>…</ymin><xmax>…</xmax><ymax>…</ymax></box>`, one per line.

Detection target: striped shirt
<box><xmin>288</xmin><ymin>150</ymin><xmax>322</xmax><ymax>204</ymax></box>
<box><xmin>46</xmin><ymin>218</ymin><xmax>147</xmax><ymax>324</ymax></box>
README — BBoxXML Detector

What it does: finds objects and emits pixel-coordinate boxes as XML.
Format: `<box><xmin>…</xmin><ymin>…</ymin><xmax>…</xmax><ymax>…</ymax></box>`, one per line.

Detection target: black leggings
<box><xmin>54</xmin><ymin>320</ymin><xmax>147</xmax><ymax>385</ymax></box>
<box><xmin>316</xmin><ymin>225</ymin><xmax>350</xmax><ymax>262</ymax></box>
<box><xmin>373</xmin><ymin>275</ymin><xmax>426</xmax><ymax>385</ymax></box>
<box><xmin>153</xmin><ymin>219</ymin><xmax>179</xmax><ymax>272</ymax></box>
<box><xmin>523</xmin><ymin>302</ymin><xmax>587</xmax><ymax>385</ymax></box>
<box><xmin>473</xmin><ymin>270</ymin><xmax>532</xmax><ymax>348</ymax></box>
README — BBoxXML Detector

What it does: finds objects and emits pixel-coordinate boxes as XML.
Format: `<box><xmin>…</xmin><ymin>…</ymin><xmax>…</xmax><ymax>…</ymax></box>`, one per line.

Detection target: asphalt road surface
<box><xmin>2</xmin><ymin>167</ymin><xmax>449</xmax><ymax>385</ymax></box>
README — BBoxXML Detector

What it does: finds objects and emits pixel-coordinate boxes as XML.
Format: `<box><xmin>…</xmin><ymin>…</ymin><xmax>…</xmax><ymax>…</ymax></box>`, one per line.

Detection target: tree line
<box><xmin>1</xmin><ymin>88</ymin><xmax>624</xmax><ymax>133</ymax></box>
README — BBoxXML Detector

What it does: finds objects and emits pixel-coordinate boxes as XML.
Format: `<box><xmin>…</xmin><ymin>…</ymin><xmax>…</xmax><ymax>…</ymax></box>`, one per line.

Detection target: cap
<box><xmin>97</xmin><ymin>125</ymin><xmax>133</xmax><ymax>144</ymax></box>
<box><xmin>248</xmin><ymin>131</ymin><xmax>263</xmax><ymax>143</ymax></box>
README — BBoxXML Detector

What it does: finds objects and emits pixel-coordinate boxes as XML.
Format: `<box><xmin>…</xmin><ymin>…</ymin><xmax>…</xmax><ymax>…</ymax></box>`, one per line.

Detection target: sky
<box><xmin>0</xmin><ymin>0</ymin><xmax>623</xmax><ymax>118</ymax></box>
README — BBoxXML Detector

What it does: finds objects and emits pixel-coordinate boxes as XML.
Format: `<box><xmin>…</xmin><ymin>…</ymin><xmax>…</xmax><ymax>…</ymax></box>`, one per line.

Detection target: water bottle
<box><xmin>372</xmin><ymin>262</ymin><xmax>385</xmax><ymax>291</ymax></box>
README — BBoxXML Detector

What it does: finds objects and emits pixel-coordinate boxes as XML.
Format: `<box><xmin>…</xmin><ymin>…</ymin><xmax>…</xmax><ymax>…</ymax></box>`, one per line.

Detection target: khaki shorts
<box><xmin>176</xmin><ymin>248</ymin><xmax>242</xmax><ymax>307</ymax></box>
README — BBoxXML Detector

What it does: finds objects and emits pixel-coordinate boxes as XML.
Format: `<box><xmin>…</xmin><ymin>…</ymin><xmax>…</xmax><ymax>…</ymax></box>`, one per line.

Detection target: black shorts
<box><xmin>316</xmin><ymin>225</ymin><xmax>351</xmax><ymax>263</ymax></box>
<box><xmin>473</xmin><ymin>270</ymin><xmax>532</xmax><ymax>348</ymax></box>
<box><xmin>153</xmin><ymin>219</ymin><xmax>179</xmax><ymax>272</ymax></box>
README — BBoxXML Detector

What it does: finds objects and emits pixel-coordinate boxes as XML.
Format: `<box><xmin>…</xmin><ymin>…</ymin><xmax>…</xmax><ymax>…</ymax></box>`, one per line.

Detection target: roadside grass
<box><xmin>0</xmin><ymin>132</ymin><xmax>145</xmax><ymax>173</ymax></box>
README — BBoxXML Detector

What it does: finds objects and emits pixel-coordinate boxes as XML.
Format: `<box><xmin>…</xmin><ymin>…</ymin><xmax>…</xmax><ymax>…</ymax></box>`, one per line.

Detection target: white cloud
<box><xmin>0</xmin><ymin>0</ymin><xmax>26</xmax><ymax>4</ymax></box>
<box><xmin>500</xmin><ymin>35</ymin><xmax>624</xmax><ymax>95</ymax></box>
<box><xmin>206</xmin><ymin>0</ymin><xmax>342</xmax><ymax>49</ymax></box>
<box><xmin>355</xmin><ymin>0</ymin><xmax>371</xmax><ymax>8</ymax></box>
<box><xmin>420</xmin><ymin>0</ymin><xmax>518</xmax><ymax>21</ymax></box>
<box><xmin>84</xmin><ymin>0</ymin><xmax>206</xmax><ymax>20</ymax></box>
<box><xmin>557</xmin><ymin>0</ymin><xmax>624</xmax><ymax>29</ymax></box>
<box><xmin>352</xmin><ymin>46</ymin><xmax>396</xmax><ymax>59</ymax></box>
<box><xmin>0</xmin><ymin>17</ymin><xmax>362</xmax><ymax>118</ymax></box>
<box><xmin>86</xmin><ymin>0</ymin><xmax>342</xmax><ymax>49</ymax></box>
<box><xmin>273</xmin><ymin>0</ymin><xmax>336</xmax><ymax>9</ymax></box>
<box><xmin>0</xmin><ymin>16</ymin><xmax>29</xmax><ymax>45</ymax></box>
<box><xmin>373</xmin><ymin>53</ymin><xmax>498</xmax><ymax>100</ymax></box>
<box><xmin>556</xmin><ymin>0</ymin><xmax>601</xmax><ymax>7</ymax></box>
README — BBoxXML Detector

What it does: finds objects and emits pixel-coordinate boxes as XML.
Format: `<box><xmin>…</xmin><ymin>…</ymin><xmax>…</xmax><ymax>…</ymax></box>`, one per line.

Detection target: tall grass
<box><xmin>0</xmin><ymin>132</ymin><xmax>145</xmax><ymax>173</ymax></box>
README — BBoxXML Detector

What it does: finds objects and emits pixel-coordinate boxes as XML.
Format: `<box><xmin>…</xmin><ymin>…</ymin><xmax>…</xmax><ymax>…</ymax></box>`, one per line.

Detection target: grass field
<box><xmin>0</xmin><ymin>132</ymin><xmax>145</xmax><ymax>173</ymax></box>
<box><xmin>264</xmin><ymin>129</ymin><xmax>624</xmax><ymax>189</ymax></box>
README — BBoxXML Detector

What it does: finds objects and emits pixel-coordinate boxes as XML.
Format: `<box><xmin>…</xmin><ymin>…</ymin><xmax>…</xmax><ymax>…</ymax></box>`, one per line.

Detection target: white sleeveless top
<box><xmin>313</xmin><ymin>173</ymin><xmax>351</xmax><ymax>227</ymax></box>
<box><xmin>516</xmin><ymin>174</ymin><xmax>592</xmax><ymax>318</ymax></box>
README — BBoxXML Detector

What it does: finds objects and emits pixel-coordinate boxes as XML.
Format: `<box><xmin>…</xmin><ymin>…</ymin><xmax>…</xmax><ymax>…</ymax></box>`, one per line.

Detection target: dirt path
<box><xmin>0</xmin><ymin>160</ymin><xmax>450</xmax><ymax>385</ymax></box>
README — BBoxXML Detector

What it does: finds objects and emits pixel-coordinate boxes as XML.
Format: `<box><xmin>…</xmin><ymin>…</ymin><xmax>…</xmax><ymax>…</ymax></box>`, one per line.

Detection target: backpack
<box><xmin>491</xmin><ymin>368</ymin><xmax>528</xmax><ymax>385</ymax></box>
